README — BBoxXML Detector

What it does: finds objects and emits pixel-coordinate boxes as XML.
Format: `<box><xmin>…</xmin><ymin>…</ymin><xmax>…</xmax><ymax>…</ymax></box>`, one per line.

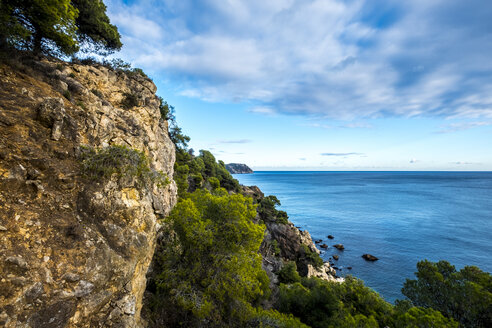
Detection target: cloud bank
<box><xmin>107</xmin><ymin>0</ymin><xmax>492</xmax><ymax>120</ymax></box>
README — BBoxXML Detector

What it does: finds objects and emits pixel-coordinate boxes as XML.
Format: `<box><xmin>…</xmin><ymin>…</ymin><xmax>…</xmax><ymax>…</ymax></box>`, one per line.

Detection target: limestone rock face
<box><xmin>0</xmin><ymin>59</ymin><xmax>177</xmax><ymax>327</ymax></box>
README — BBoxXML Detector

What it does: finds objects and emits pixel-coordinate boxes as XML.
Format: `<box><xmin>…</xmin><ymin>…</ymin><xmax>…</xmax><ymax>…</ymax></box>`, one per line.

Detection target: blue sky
<box><xmin>105</xmin><ymin>0</ymin><xmax>492</xmax><ymax>170</ymax></box>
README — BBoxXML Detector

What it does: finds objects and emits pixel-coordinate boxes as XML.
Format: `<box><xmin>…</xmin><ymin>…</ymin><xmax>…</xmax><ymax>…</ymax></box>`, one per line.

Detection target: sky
<box><xmin>104</xmin><ymin>0</ymin><xmax>492</xmax><ymax>170</ymax></box>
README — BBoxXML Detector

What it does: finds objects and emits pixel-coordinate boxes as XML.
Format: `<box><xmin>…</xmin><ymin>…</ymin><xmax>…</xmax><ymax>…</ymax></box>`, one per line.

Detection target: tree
<box><xmin>153</xmin><ymin>190</ymin><xmax>270</xmax><ymax>326</ymax></box>
<box><xmin>402</xmin><ymin>260</ymin><xmax>492</xmax><ymax>327</ymax></box>
<box><xmin>0</xmin><ymin>0</ymin><xmax>121</xmax><ymax>56</ymax></box>
<box><xmin>72</xmin><ymin>0</ymin><xmax>122</xmax><ymax>53</ymax></box>
<box><xmin>1</xmin><ymin>0</ymin><xmax>79</xmax><ymax>55</ymax></box>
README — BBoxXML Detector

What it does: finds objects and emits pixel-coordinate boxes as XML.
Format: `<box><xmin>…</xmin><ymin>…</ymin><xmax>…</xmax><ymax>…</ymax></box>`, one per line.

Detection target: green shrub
<box><xmin>278</xmin><ymin>262</ymin><xmax>301</xmax><ymax>284</ymax></box>
<box><xmin>80</xmin><ymin>145</ymin><xmax>168</xmax><ymax>187</ymax></box>
<box><xmin>208</xmin><ymin>176</ymin><xmax>220</xmax><ymax>190</ymax></box>
<box><xmin>402</xmin><ymin>260</ymin><xmax>492</xmax><ymax>327</ymax></box>
<box><xmin>278</xmin><ymin>276</ymin><xmax>456</xmax><ymax>328</ymax></box>
<box><xmin>301</xmin><ymin>245</ymin><xmax>323</xmax><ymax>269</ymax></box>
<box><xmin>76</xmin><ymin>101</ymin><xmax>86</xmax><ymax>110</ymax></box>
<box><xmin>63</xmin><ymin>89</ymin><xmax>71</xmax><ymax>100</ymax></box>
<box><xmin>271</xmin><ymin>240</ymin><xmax>281</xmax><ymax>256</ymax></box>
<box><xmin>258</xmin><ymin>195</ymin><xmax>289</xmax><ymax>224</ymax></box>
<box><xmin>153</xmin><ymin>190</ymin><xmax>270</xmax><ymax>326</ymax></box>
<box><xmin>121</xmin><ymin>92</ymin><xmax>138</xmax><ymax>109</ymax></box>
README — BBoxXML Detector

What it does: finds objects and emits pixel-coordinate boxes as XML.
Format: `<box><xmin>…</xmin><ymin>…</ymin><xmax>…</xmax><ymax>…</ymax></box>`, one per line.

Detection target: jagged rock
<box><xmin>362</xmin><ymin>254</ymin><xmax>379</xmax><ymax>261</ymax></box>
<box><xmin>5</xmin><ymin>256</ymin><xmax>28</xmax><ymax>269</ymax></box>
<box><xmin>241</xmin><ymin>185</ymin><xmax>264</xmax><ymax>202</ymax></box>
<box><xmin>62</xmin><ymin>272</ymin><xmax>80</xmax><ymax>282</ymax></box>
<box><xmin>334</xmin><ymin>244</ymin><xmax>345</xmax><ymax>250</ymax></box>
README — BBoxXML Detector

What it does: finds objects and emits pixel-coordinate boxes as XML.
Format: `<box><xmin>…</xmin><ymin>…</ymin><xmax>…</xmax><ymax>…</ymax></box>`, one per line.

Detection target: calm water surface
<box><xmin>234</xmin><ymin>171</ymin><xmax>492</xmax><ymax>302</ymax></box>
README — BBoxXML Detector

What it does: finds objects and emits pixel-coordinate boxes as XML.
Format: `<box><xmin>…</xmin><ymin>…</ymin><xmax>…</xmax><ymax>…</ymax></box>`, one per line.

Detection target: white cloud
<box><xmin>106</xmin><ymin>0</ymin><xmax>492</xmax><ymax>120</ymax></box>
<box><xmin>437</xmin><ymin>121</ymin><xmax>491</xmax><ymax>133</ymax></box>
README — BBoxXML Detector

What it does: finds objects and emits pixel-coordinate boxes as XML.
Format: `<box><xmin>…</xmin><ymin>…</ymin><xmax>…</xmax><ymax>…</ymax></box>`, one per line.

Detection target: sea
<box><xmin>233</xmin><ymin>171</ymin><xmax>492</xmax><ymax>303</ymax></box>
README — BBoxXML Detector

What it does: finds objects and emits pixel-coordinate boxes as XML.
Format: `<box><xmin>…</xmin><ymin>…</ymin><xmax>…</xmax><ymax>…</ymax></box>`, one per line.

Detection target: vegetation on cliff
<box><xmin>1</xmin><ymin>2</ymin><xmax>490</xmax><ymax>327</ymax></box>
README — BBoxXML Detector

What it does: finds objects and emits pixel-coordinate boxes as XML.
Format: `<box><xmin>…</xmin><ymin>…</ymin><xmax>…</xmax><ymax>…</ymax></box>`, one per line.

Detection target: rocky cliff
<box><xmin>0</xmin><ymin>57</ymin><xmax>177</xmax><ymax>327</ymax></box>
<box><xmin>241</xmin><ymin>186</ymin><xmax>341</xmax><ymax>306</ymax></box>
<box><xmin>225</xmin><ymin>163</ymin><xmax>253</xmax><ymax>174</ymax></box>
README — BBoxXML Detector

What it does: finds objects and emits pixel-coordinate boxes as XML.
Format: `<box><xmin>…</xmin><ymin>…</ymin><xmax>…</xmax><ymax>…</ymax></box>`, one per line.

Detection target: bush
<box><xmin>80</xmin><ymin>145</ymin><xmax>168</xmax><ymax>187</ymax></box>
<box><xmin>402</xmin><ymin>260</ymin><xmax>492</xmax><ymax>327</ymax></box>
<box><xmin>258</xmin><ymin>195</ymin><xmax>289</xmax><ymax>224</ymax></box>
<box><xmin>121</xmin><ymin>92</ymin><xmax>138</xmax><ymax>109</ymax></box>
<box><xmin>301</xmin><ymin>245</ymin><xmax>323</xmax><ymax>269</ymax></box>
<box><xmin>278</xmin><ymin>262</ymin><xmax>301</xmax><ymax>284</ymax></box>
<box><xmin>63</xmin><ymin>90</ymin><xmax>72</xmax><ymax>100</ymax></box>
<box><xmin>278</xmin><ymin>276</ymin><xmax>456</xmax><ymax>328</ymax></box>
<box><xmin>152</xmin><ymin>190</ymin><xmax>270</xmax><ymax>326</ymax></box>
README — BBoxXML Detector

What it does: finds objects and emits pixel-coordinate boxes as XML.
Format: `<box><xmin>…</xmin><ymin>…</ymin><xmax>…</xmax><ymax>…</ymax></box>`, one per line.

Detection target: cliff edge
<box><xmin>0</xmin><ymin>57</ymin><xmax>177</xmax><ymax>327</ymax></box>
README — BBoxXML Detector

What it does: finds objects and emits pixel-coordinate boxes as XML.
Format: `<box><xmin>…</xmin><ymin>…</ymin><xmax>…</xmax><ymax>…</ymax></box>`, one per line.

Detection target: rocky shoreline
<box><xmin>241</xmin><ymin>185</ymin><xmax>343</xmax><ymax>294</ymax></box>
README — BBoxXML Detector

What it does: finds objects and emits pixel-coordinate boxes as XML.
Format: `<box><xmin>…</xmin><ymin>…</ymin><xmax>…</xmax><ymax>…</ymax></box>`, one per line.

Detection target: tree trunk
<box><xmin>33</xmin><ymin>29</ymin><xmax>42</xmax><ymax>55</ymax></box>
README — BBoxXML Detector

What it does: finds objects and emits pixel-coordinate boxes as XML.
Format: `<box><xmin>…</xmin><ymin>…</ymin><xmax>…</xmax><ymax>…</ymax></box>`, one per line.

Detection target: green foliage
<box><xmin>207</xmin><ymin>177</ymin><xmax>220</xmax><ymax>190</ymax></box>
<box><xmin>247</xmin><ymin>308</ymin><xmax>309</xmax><ymax>328</ymax></box>
<box><xmin>0</xmin><ymin>0</ymin><xmax>79</xmax><ymax>55</ymax></box>
<box><xmin>170</xmin><ymin>126</ymin><xmax>191</xmax><ymax>150</ymax></box>
<box><xmin>278</xmin><ymin>262</ymin><xmax>301</xmax><ymax>284</ymax></box>
<box><xmin>271</xmin><ymin>240</ymin><xmax>281</xmax><ymax>256</ymax></box>
<box><xmin>278</xmin><ymin>276</ymin><xmax>456</xmax><ymax>328</ymax></box>
<box><xmin>121</xmin><ymin>92</ymin><xmax>139</xmax><ymax>109</ymax></box>
<box><xmin>300</xmin><ymin>245</ymin><xmax>323</xmax><ymax>269</ymax></box>
<box><xmin>63</xmin><ymin>90</ymin><xmax>72</xmax><ymax>100</ymax></box>
<box><xmin>72</xmin><ymin>0</ymin><xmax>122</xmax><ymax>53</ymax></box>
<box><xmin>158</xmin><ymin>97</ymin><xmax>174</xmax><ymax>121</ymax></box>
<box><xmin>402</xmin><ymin>260</ymin><xmax>492</xmax><ymax>327</ymax></box>
<box><xmin>258</xmin><ymin>195</ymin><xmax>289</xmax><ymax>224</ymax></box>
<box><xmin>153</xmin><ymin>190</ymin><xmax>270</xmax><ymax>326</ymax></box>
<box><xmin>0</xmin><ymin>0</ymin><xmax>120</xmax><ymax>56</ymax></box>
<box><xmin>80</xmin><ymin>145</ymin><xmax>168</xmax><ymax>187</ymax></box>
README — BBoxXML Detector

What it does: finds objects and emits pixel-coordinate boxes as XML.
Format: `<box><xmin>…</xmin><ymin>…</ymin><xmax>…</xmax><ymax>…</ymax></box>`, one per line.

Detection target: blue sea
<box><xmin>234</xmin><ymin>171</ymin><xmax>492</xmax><ymax>302</ymax></box>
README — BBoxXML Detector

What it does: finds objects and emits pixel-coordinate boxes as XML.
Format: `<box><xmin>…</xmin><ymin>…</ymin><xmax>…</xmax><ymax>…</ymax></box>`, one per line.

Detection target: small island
<box><xmin>225</xmin><ymin>163</ymin><xmax>253</xmax><ymax>174</ymax></box>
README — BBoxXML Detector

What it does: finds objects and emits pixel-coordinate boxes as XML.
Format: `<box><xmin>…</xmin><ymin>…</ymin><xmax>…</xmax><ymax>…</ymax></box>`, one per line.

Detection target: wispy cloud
<box><xmin>248</xmin><ymin>106</ymin><xmax>276</xmax><ymax>115</ymax></box>
<box><xmin>410</xmin><ymin>158</ymin><xmax>418</xmax><ymax>164</ymax></box>
<box><xmin>107</xmin><ymin>0</ymin><xmax>492</xmax><ymax>120</ymax></box>
<box><xmin>450</xmin><ymin>161</ymin><xmax>478</xmax><ymax>165</ymax></box>
<box><xmin>437</xmin><ymin>121</ymin><xmax>491</xmax><ymax>133</ymax></box>
<box><xmin>321</xmin><ymin>152</ymin><xmax>364</xmax><ymax>156</ymax></box>
<box><xmin>217</xmin><ymin>139</ymin><xmax>252</xmax><ymax>144</ymax></box>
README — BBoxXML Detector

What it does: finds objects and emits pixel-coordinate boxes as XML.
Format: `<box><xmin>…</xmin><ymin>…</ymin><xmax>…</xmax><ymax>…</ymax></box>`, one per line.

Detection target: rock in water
<box><xmin>362</xmin><ymin>254</ymin><xmax>379</xmax><ymax>261</ymax></box>
<box><xmin>320</xmin><ymin>244</ymin><xmax>328</xmax><ymax>249</ymax></box>
<box><xmin>327</xmin><ymin>235</ymin><xmax>334</xmax><ymax>239</ymax></box>
<box><xmin>225</xmin><ymin>163</ymin><xmax>253</xmax><ymax>174</ymax></box>
<box><xmin>334</xmin><ymin>244</ymin><xmax>345</xmax><ymax>250</ymax></box>
<box><xmin>333</xmin><ymin>255</ymin><xmax>339</xmax><ymax>260</ymax></box>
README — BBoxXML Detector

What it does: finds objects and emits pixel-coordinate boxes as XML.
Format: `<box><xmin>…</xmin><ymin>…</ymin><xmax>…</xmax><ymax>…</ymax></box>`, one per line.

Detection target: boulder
<box><xmin>334</xmin><ymin>244</ymin><xmax>345</xmax><ymax>250</ymax></box>
<box><xmin>362</xmin><ymin>254</ymin><xmax>379</xmax><ymax>261</ymax></box>
<box><xmin>327</xmin><ymin>235</ymin><xmax>334</xmax><ymax>239</ymax></box>
<box><xmin>333</xmin><ymin>255</ymin><xmax>339</xmax><ymax>260</ymax></box>
<box><xmin>320</xmin><ymin>244</ymin><xmax>328</xmax><ymax>249</ymax></box>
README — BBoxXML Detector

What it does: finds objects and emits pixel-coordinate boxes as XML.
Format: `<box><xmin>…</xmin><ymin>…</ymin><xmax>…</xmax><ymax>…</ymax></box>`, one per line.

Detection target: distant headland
<box><xmin>226</xmin><ymin>163</ymin><xmax>254</xmax><ymax>174</ymax></box>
